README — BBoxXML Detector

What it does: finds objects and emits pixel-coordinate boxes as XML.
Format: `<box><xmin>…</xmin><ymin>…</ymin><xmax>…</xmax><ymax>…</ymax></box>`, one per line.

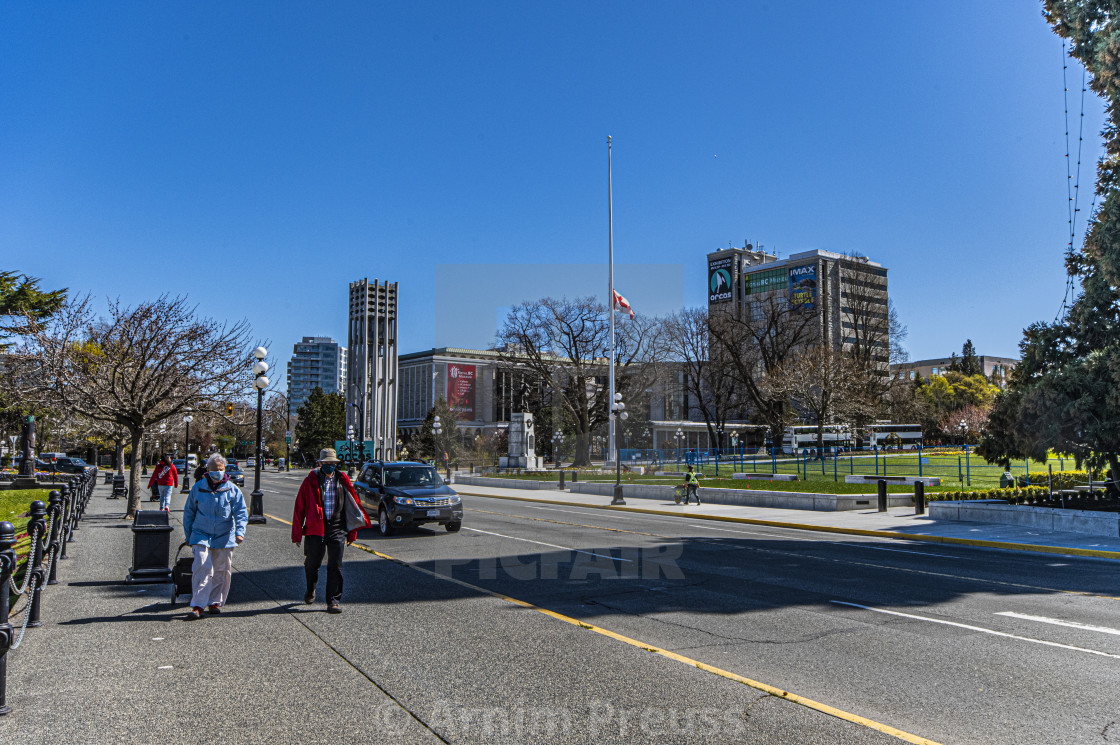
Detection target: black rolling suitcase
<box><xmin>169</xmin><ymin>542</ymin><xmax>193</xmax><ymax>605</ymax></box>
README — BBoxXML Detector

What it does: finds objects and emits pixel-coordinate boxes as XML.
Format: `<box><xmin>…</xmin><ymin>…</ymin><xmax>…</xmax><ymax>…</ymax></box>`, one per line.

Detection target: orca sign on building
<box><xmin>708</xmin><ymin>255</ymin><xmax>734</xmax><ymax>304</ymax></box>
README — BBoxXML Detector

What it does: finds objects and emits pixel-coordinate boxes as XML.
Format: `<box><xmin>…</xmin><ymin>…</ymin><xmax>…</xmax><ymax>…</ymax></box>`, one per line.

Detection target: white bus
<box><xmin>866</xmin><ymin>423</ymin><xmax>923</xmax><ymax>450</ymax></box>
<box><xmin>782</xmin><ymin>425</ymin><xmax>851</xmax><ymax>454</ymax></box>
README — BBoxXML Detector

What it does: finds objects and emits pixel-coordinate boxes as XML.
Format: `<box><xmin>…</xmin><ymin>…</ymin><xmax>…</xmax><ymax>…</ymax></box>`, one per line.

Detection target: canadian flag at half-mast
<box><xmin>612</xmin><ymin>289</ymin><xmax>635</xmax><ymax>319</ymax></box>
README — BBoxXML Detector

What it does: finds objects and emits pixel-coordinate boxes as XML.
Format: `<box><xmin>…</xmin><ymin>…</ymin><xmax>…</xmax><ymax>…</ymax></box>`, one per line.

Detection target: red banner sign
<box><xmin>446</xmin><ymin>363</ymin><xmax>476</xmax><ymax>417</ymax></box>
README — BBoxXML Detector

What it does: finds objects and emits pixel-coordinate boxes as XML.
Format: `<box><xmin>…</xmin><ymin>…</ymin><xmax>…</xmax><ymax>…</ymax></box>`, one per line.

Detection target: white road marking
<box><xmin>995</xmin><ymin>612</ymin><xmax>1120</xmax><ymax>637</ymax></box>
<box><xmin>462</xmin><ymin>527</ymin><xmax>632</xmax><ymax>562</ymax></box>
<box><xmin>832</xmin><ymin>601</ymin><xmax>1120</xmax><ymax>659</ymax></box>
<box><xmin>835</xmin><ymin>544</ymin><xmax>959</xmax><ymax>559</ymax></box>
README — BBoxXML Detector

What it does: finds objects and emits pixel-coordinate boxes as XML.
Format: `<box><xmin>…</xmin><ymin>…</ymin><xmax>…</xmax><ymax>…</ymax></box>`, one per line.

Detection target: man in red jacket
<box><xmin>292</xmin><ymin>448</ymin><xmax>371</xmax><ymax>613</ymax></box>
<box><xmin>147</xmin><ymin>454</ymin><xmax>179</xmax><ymax>512</ymax></box>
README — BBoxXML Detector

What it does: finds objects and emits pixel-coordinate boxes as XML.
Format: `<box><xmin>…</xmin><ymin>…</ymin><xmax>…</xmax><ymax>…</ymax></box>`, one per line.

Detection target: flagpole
<box><xmin>607</xmin><ymin>135</ymin><xmax>616</xmax><ymax>471</ymax></box>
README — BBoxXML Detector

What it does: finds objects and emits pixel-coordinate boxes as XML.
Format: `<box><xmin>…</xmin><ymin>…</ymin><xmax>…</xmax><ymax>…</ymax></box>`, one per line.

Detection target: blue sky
<box><xmin>0</xmin><ymin>2</ymin><xmax>1102</xmax><ymax>383</ymax></box>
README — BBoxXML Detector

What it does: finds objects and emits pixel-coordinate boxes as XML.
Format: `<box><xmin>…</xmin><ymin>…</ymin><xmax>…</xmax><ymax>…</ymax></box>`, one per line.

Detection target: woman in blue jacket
<box><xmin>183</xmin><ymin>453</ymin><xmax>248</xmax><ymax>619</ymax></box>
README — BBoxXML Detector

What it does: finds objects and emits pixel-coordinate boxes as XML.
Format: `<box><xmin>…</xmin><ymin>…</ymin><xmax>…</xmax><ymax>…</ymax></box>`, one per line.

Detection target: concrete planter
<box><xmin>929</xmin><ymin>500</ymin><xmax>1120</xmax><ymax>537</ymax></box>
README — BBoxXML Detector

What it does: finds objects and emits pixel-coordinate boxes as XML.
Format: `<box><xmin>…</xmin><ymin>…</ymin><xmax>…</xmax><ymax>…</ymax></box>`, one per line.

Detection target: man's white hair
<box><xmin>205</xmin><ymin>453</ymin><xmax>227</xmax><ymax>470</ymax></box>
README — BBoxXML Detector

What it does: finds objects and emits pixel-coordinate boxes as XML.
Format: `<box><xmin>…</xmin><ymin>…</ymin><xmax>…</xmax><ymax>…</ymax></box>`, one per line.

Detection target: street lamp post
<box><xmin>432</xmin><ymin>415</ymin><xmax>442</xmax><ymax>468</ymax></box>
<box><xmin>552</xmin><ymin>430</ymin><xmax>564</xmax><ymax>468</ymax></box>
<box><xmin>675</xmin><ymin>427</ymin><xmax>684</xmax><ymax>469</ymax></box>
<box><xmin>610</xmin><ymin>392</ymin><xmax>627</xmax><ymax>505</ymax></box>
<box><xmin>348</xmin><ymin>396</ymin><xmax>365</xmax><ymax>465</ymax></box>
<box><xmin>347</xmin><ymin>424</ymin><xmax>356</xmax><ymax>476</ymax></box>
<box><xmin>180</xmin><ymin>412</ymin><xmax>193</xmax><ymax>493</ymax></box>
<box><xmin>285</xmin><ymin>399</ymin><xmax>291</xmax><ymax>472</ymax></box>
<box><xmin>249</xmin><ymin>346</ymin><xmax>269</xmax><ymax>525</ymax></box>
<box><xmin>715</xmin><ymin>424</ymin><xmax>724</xmax><ymax>476</ymax></box>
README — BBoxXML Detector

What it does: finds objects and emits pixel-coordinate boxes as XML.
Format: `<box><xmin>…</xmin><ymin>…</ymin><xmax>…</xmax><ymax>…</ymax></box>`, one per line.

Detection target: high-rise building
<box><xmin>348</xmin><ymin>279</ymin><xmax>399</xmax><ymax>460</ymax></box>
<box><xmin>707</xmin><ymin>243</ymin><xmax>890</xmax><ymax>364</ymax></box>
<box><xmin>286</xmin><ymin>337</ymin><xmax>347</xmax><ymax>412</ymax></box>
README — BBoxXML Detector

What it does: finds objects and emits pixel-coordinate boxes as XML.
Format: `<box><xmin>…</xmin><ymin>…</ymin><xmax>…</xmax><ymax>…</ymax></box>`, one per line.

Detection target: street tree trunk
<box><xmin>127</xmin><ymin>428</ymin><xmax>145</xmax><ymax>517</ymax></box>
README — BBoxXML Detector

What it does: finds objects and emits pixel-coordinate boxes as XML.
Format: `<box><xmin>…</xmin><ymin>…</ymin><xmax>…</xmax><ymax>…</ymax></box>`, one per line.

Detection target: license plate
<box><xmin>426</xmin><ymin>509</ymin><xmax>440</xmax><ymax>517</ymax></box>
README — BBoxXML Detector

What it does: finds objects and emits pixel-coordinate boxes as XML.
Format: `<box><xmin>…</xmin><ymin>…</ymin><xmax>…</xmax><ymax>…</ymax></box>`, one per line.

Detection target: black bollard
<box><xmin>60</xmin><ymin>485</ymin><xmax>71</xmax><ymax>559</ymax></box>
<box><xmin>70</xmin><ymin>478</ymin><xmax>81</xmax><ymax>532</ymax></box>
<box><xmin>571</xmin><ymin>471</ymin><xmax>578</xmax><ymax>483</ymax></box>
<box><xmin>46</xmin><ymin>491</ymin><xmax>61</xmax><ymax>585</ymax></box>
<box><xmin>0</xmin><ymin>520</ymin><xmax>16</xmax><ymax>715</ymax></box>
<box><xmin>558</xmin><ymin>470</ymin><xmax>565</xmax><ymax>490</ymax></box>
<box><xmin>26</xmin><ymin>501</ymin><xmax>47</xmax><ymax>628</ymax></box>
<box><xmin>877</xmin><ymin>479</ymin><xmax>888</xmax><ymax>512</ymax></box>
<box><xmin>915</xmin><ymin>481</ymin><xmax>926</xmax><ymax>515</ymax></box>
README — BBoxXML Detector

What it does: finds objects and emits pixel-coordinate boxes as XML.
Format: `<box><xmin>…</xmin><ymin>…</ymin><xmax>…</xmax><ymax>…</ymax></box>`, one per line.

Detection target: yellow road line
<box><xmin>266</xmin><ymin>511</ymin><xmax>942</xmax><ymax>745</ymax></box>
<box><xmin>456</xmin><ymin>491</ymin><xmax>1120</xmax><ymax>560</ymax></box>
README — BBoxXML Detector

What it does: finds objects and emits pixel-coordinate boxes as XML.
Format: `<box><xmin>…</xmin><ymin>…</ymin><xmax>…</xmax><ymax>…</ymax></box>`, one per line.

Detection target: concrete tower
<box><xmin>348</xmin><ymin>279</ymin><xmax>399</xmax><ymax>460</ymax></box>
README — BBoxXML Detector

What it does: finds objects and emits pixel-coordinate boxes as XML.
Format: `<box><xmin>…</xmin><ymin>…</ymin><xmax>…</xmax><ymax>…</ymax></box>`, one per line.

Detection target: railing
<box><xmin>0</xmin><ymin>467</ymin><xmax>95</xmax><ymax>714</ymax></box>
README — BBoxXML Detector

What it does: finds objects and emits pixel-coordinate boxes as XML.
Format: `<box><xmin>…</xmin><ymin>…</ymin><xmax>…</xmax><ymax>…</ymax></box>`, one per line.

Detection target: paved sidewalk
<box><xmin>452</xmin><ymin>481</ymin><xmax>1120</xmax><ymax>559</ymax></box>
<box><xmin>0</xmin><ymin>480</ymin><xmax>436</xmax><ymax>745</ymax></box>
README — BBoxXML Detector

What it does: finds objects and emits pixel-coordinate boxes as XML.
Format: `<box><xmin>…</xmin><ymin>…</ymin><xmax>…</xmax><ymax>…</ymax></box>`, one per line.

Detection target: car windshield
<box><xmin>227</xmin><ymin>464</ymin><xmax>241</xmax><ymax>472</ymax></box>
<box><xmin>383</xmin><ymin>466</ymin><xmax>443</xmax><ymax>488</ymax></box>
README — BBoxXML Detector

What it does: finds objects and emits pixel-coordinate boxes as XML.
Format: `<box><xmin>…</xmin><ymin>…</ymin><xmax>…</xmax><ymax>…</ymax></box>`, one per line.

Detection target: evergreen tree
<box><xmin>294</xmin><ymin>387</ymin><xmax>345</xmax><ymax>462</ymax></box>
<box><xmin>0</xmin><ymin>270</ymin><xmax>66</xmax><ymax>349</ymax></box>
<box><xmin>978</xmin><ymin>5</ymin><xmax>1120</xmax><ymax>483</ymax></box>
<box><xmin>960</xmin><ymin>339</ymin><xmax>981</xmax><ymax>376</ymax></box>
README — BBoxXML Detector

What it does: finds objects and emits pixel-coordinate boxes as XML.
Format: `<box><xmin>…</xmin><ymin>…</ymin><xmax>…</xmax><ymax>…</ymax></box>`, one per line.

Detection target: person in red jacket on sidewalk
<box><xmin>147</xmin><ymin>454</ymin><xmax>179</xmax><ymax>512</ymax></box>
<box><xmin>292</xmin><ymin>448</ymin><xmax>371</xmax><ymax>614</ymax></box>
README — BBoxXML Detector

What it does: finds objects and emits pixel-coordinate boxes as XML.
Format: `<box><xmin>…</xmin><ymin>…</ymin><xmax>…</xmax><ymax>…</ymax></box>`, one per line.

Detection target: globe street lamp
<box><xmin>674</xmin><ymin>427</ymin><xmax>684</xmax><ymax>468</ymax></box>
<box><xmin>610</xmin><ymin>392</ymin><xmax>627</xmax><ymax>505</ymax></box>
<box><xmin>552</xmin><ymin>430</ymin><xmax>564</xmax><ymax>468</ymax></box>
<box><xmin>180</xmin><ymin>412</ymin><xmax>193</xmax><ymax>493</ymax></box>
<box><xmin>249</xmin><ymin>346</ymin><xmax>269</xmax><ymax>525</ymax></box>
<box><xmin>347</xmin><ymin>424</ymin><xmax>356</xmax><ymax>475</ymax></box>
<box><xmin>432</xmin><ymin>415</ymin><xmax>442</xmax><ymax>467</ymax></box>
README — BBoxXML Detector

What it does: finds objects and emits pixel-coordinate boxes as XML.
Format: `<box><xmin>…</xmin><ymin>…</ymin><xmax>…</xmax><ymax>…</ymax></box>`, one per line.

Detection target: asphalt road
<box><xmin>248</xmin><ymin>470</ymin><xmax>1120</xmax><ymax>743</ymax></box>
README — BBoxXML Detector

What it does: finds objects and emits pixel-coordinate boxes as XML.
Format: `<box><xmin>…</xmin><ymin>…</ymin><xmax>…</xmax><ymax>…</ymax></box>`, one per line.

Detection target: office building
<box><xmin>286</xmin><ymin>337</ymin><xmax>347</xmax><ymax>412</ymax></box>
<box><xmin>707</xmin><ymin>243</ymin><xmax>890</xmax><ymax>364</ymax></box>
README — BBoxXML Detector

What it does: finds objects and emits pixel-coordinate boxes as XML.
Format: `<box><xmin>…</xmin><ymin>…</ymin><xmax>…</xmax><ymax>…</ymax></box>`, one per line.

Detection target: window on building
<box><xmin>909</xmin><ymin>370</ymin><xmax>915</xmax><ymax>380</ymax></box>
<box><xmin>931</xmin><ymin>367</ymin><xmax>939</xmax><ymax>376</ymax></box>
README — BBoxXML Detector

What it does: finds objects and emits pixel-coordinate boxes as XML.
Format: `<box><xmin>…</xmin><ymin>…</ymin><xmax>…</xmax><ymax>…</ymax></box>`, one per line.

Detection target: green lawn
<box><xmin>0</xmin><ymin>488</ymin><xmax>51</xmax><ymax>574</ymax></box>
<box><xmin>483</xmin><ymin>449</ymin><xmax>1093</xmax><ymax>494</ymax></box>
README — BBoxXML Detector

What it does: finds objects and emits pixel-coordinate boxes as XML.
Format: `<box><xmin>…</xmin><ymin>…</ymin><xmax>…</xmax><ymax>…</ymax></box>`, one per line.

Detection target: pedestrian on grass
<box><xmin>146</xmin><ymin>454</ymin><xmax>179</xmax><ymax>512</ymax></box>
<box><xmin>182</xmin><ymin>453</ymin><xmax>248</xmax><ymax>620</ymax></box>
<box><xmin>292</xmin><ymin>448</ymin><xmax>371</xmax><ymax>614</ymax></box>
<box><xmin>684</xmin><ymin>465</ymin><xmax>701</xmax><ymax>505</ymax></box>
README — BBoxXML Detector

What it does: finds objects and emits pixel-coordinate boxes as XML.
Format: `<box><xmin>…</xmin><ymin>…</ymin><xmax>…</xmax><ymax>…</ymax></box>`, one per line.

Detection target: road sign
<box><xmin>919</xmin><ymin>457</ymin><xmax>929</xmax><ymax>465</ymax></box>
<box><xmin>285</xmin><ymin>431</ymin><xmax>291</xmax><ymax>439</ymax></box>
<box><xmin>285</xmin><ymin>437</ymin><xmax>291</xmax><ymax>444</ymax></box>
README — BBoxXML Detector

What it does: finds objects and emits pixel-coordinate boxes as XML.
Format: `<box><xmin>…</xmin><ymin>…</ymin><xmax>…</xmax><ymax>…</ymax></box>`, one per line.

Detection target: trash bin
<box><xmin>127</xmin><ymin>509</ymin><xmax>173</xmax><ymax>584</ymax></box>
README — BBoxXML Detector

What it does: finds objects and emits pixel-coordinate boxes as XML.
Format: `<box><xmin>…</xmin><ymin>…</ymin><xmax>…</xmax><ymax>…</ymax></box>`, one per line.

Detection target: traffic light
<box><xmin>227</xmin><ymin>404</ymin><xmax>233</xmax><ymax>415</ymax></box>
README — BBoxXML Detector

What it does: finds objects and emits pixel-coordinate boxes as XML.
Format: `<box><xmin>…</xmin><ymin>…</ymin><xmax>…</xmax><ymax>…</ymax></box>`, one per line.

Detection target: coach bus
<box><xmin>866</xmin><ymin>423</ymin><xmax>923</xmax><ymax>450</ymax></box>
<box><xmin>781</xmin><ymin>425</ymin><xmax>852</xmax><ymax>455</ymax></box>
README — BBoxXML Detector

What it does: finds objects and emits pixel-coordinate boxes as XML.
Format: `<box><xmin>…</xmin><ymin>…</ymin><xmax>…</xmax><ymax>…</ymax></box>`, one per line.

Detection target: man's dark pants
<box><xmin>304</xmin><ymin>523</ymin><xmax>347</xmax><ymax>604</ymax></box>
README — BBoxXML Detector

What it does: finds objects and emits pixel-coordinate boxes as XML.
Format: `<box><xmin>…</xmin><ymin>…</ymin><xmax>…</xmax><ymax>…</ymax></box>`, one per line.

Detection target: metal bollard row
<box><xmin>0</xmin><ymin>467</ymin><xmax>97</xmax><ymax>715</ymax></box>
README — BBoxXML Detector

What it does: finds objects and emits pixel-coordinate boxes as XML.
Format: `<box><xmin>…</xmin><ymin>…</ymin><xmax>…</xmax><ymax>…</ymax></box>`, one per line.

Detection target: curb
<box><xmin>455</xmin><ymin>490</ymin><xmax>1120</xmax><ymax>561</ymax></box>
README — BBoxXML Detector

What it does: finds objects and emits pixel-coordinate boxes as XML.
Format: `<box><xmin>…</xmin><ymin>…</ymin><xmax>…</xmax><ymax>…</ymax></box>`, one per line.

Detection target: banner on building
<box><xmin>708</xmin><ymin>255</ymin><xmax>733</xmax><ymax>304</ymax></box>
<box><xmin>447</xmin><ymin>363</ymin><xmax>477</xmax><ymax>417</ymax></box>
<box><xmin>788</xmin><ymin>264</ymin><xmax>817</xmax><ymax>311</ymax></box>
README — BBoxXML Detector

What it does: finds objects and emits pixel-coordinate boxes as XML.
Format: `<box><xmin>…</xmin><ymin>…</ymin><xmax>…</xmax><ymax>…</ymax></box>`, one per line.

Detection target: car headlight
<box><xmin>393</xmin><ymin>496</ymin><xmax>413</xmax><ymax>506</ymax></box>
<box><xmin>450</xmin><ymin>495</ymin><xmax>461</xmax><ymax>504</ymax></box>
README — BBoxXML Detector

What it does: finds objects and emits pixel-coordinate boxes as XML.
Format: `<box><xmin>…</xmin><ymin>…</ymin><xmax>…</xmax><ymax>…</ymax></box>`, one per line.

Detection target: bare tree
<box><xmin>765</xmin><ymin>346</ymin><xmax>864</xmax><ymax>455</ymax></box>
<box><xmin>708</xmin><ymin>294</ymin><xmax>818</xmax><ymax>443</ymax></box>
<box><xmin>496</xmin><ymin>296</ymin><xmax>662</xmax><ymax>465</ymax></box>
<box><xmin>661</xmin><ymin>307</ymin><xmax>740</xmax><ymax>449</ymax></box>
<box><xmin>29</xmin><ymin>295</ymin><xmax>256</xmax><ymax>517</ymax></box>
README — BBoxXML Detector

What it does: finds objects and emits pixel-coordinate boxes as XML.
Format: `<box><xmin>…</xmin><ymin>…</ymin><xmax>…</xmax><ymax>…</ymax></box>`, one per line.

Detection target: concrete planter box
<box><xmin>456</xmin><ymin>475</ymin><xmax>553</xmax><ymax>490</ymax></box>
<box><xmin>929</xmin><ymin>500</ymin><xmax>1120</xmax><ymax>537</ymax></box>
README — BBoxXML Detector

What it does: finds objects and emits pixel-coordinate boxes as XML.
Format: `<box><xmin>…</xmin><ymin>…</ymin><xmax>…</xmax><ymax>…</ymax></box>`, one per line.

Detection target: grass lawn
<box><xmin>0</xmin><ymin>488</ymin><xmax>51</xmax><ymax>575</ymax></box>
<box><xmin>494</xmin><ymin>449</ymin><xmax>1095</xmax><ymax>491</ymax></box>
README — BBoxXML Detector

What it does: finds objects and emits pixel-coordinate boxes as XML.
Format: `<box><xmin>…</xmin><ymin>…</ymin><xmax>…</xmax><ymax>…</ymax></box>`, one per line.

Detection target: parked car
<box><xmin>226</xmin><ymin>462</ymin><xmax>245</xmax><ymax>487</ymax></box>
<box><xmin>245</xmin><ymin>458</ymin><xmax>256</xmax><ymax>468</ymax></box>
<box><xmin>352</xmin><ymin>460</ymin><xmax>463</xmax><ymax>536</ymax></box>
<box><xmin>52</xmin><ymin>457</ymin><xmax>90</xmax><ymax>473</ymax></box>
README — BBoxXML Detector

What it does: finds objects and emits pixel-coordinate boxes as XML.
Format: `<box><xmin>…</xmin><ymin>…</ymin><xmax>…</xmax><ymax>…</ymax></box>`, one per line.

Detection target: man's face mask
<box><xmin>321</xmin><ymin>464</ymin><xmax>336</xmax><ymax>475</ymax></box>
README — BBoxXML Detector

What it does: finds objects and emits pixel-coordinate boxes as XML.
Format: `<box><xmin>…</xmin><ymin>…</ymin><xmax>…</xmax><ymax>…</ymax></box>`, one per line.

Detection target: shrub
<box><xmin>1016</xmin><ymin>469</ymin><xmax>1105</xmax><ymax>489</ymax></box>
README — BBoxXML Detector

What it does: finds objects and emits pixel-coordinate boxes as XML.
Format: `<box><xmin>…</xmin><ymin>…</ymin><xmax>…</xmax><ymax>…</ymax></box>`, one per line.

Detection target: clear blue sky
<box><xmin>0</xmin><ymin>2</ymin><xmax>1102</xmax><ymax>383</ymax></box>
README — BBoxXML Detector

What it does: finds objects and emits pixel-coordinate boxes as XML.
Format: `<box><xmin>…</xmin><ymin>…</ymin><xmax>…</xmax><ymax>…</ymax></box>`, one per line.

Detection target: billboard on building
<box><xmin>708</xmin><ymin>255</ymin><xmax>733</xmax><ymax>304</ymax></box>
<box><xmin>447</xmin><ymin>363</ymin><xmax>476</xmax><ymax>417</ymax></box>
<box><xmin>788</xmin><ymin>264</ymin><xmax>817</xmax><ymax>311</ymax></box>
